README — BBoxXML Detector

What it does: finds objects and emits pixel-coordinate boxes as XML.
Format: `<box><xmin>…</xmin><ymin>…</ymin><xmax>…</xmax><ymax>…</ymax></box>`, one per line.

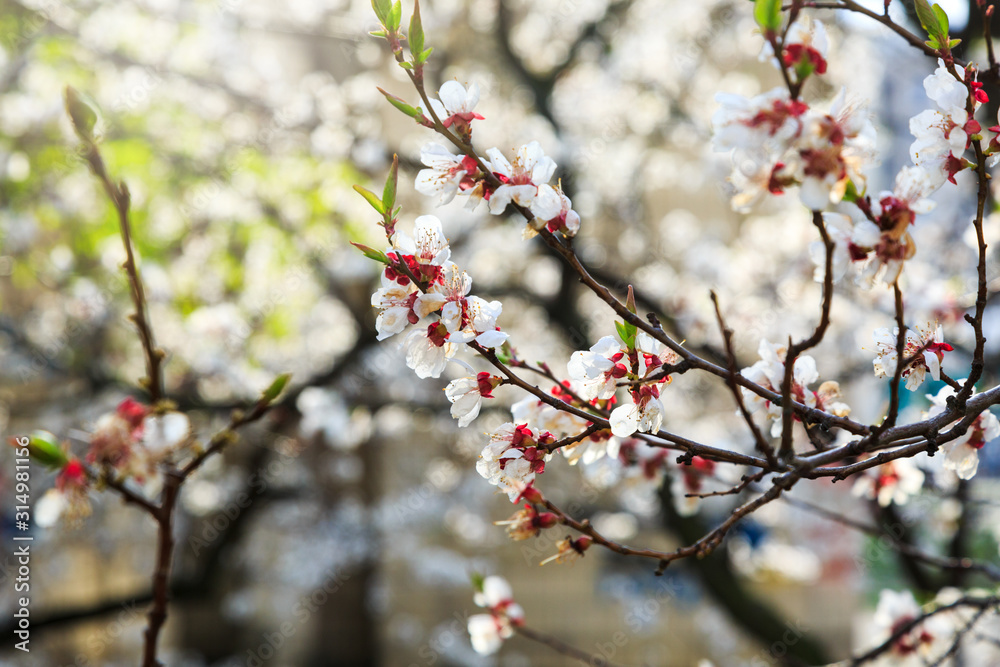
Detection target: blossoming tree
<box><xmin>13</xmin><ymin>0</ymin><xmax>1000</xmax><ymax>664</ymax></box>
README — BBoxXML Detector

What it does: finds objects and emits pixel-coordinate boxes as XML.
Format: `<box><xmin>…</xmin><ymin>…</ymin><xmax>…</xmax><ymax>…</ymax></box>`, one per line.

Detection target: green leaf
<box><xmin>753</xmin><ymin>0</ymin><xmax>782</xmax><ymax>34</ymax></box>
<box><xmin>388</xmin><ymin>0</ymin><xmax>402</xmax><ymax>30</ymax></box>
<box><xmin>22</xmin><ymin>431</ymin><xmax>69</xmax><ymax>469</ymax></box>
<box><xmin>948</xmin><ymin>38</ymin><xmax>962</xmax><ymax>48</ymax></box>
<box><xmin>369</xmin><ymin>29</ymin><xmax>388</xmax><ymax>38</ymax></box>
<box><xmin>378</xmin><ymin>87</ymin><xmax>422</xmax><ymax>118</ymax></box>
<box><xmin>353</xmin><ymin>185</ymin><xmax>385</xmax><ymax>214</ymax></box>
<box><xmin>409</xmin><ymin>0</ymin><xmax>425</xmax><ymax>61</ymax></box>
<box><xmin>372</xmin><ymin>0</ymin><xmax>391</xmax><ymax>23</ymax></box>
<box><xmin>398</xmin><ymin>60</ymin><xmax>414</xmax><ymax>70</ymax></box>
<box><xmin>64</xmin><ymin>86</ymin><xmax>98</xmax><ymax>143</ymax></box>
<box><xmin>420</xmin><ymin>47</ymin><xmax>433</xmax><ymax>62</ymax></box>
<box><xmin>383</xmin><ymin>154</ymin><xmax>398</xmax><ymax>211</ymax></box>
<box><xmin>351</xmin><ymin>242</ymin><xmax>391</xmax><ymax>264</ymax></box>
<box><xmin>470</xmin><ymin>572</ymin><xmax>485</xmax><ymax>592</ymax></box>
<box><xmin>495</xmin><ymin>341</ymin><xmax>512</xmax><ymax>365</ymax></box>
<box><xmin>914</xmin><ymin>0</ymin><xmax>942</xmax><ymax>40</ymax></box>
<box><xmin>932</xmin><ymin>3</ymin><xmax>949</xmax><ymax>36</ymax></box>
<box><xmin>841</xmin><ymin>179</ymin><xmax>860</xmax><ymax>203</ymax></box>
<box><xmin>261</xmin><ymin>373</ymin><xmax>292</xmax><ymax>403</ymax></box>
<box><xmin>615</xmin><ymin>321</ymin><xmax>637</xmax><ymax>349</ymax></box>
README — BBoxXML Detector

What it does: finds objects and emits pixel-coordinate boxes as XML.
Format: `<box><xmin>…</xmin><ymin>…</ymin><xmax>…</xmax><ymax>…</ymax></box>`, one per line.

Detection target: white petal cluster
<box><xmin>740</xmin><ymin>339</ymin><xmax>849</xmax><ymax>437</ymax></box>
<box><xmin>909</xmin><ymin>60</ymin><xmax>979</xmax><ymax>190</ymax></box>
<box><xmin>368</xmin><ymin>215</ymin><xmax>509</xmax><ymax>379</ymax></box>
<box><xmin>712</xmin><ymin>86</ymin><xmax>877</xmax><ymax>212</ymax></box>
<box><xmin>467</xmin><ymin>576</ymin><xmax>524</xmax><ymax>656</ymax></box>
<box><xmin>871</xmin><ymin>324</ymin><xmax>951</xmax><ymax>390</ymax></box>
<box><xmin>924</xmin><ymin>384</ymin><xmax>999</xmax><ymax>480</ymax></box>
<box><xmin>475</xmin><ymin>423</ymin><xmax>548</xmax><ymax>501</ymax></box>
<box><xmin>852</xmin><ymin>458</ymin><xmax>925</xmax><ymax>507</ymax></box>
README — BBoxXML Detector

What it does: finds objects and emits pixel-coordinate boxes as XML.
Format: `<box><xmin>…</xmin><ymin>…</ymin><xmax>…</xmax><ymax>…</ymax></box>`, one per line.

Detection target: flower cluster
<box><xmin>924</xmin><ymin>384</ymin><xmax>999</xmax><ymax>480</ymax></box>
<box><xmin>467</xmin><ymin>576</ymin><xmax>524</xmax><ymax>656</ymax></box>
<box><xmin>852</xmin><ymin>458</ymin><xmax>925</xmax><ymax>507</ymax></box>
<box><xmin>476</xmin><ymin>423</ymin><xmax>553</xmax><ymax>501</ymax></box>
<box><xmin>35</xmin><ymin>458</ymin><xmax>90</xmax><ymax>528</ymax></box>
<box><xmin>871</xmin><ymin>323</ymin><xmax>952</xmax><ymax>391</ymax></box>
<box><xmin>444</xmin><ymin>372</ymin><xmax>501</xmax><ymax>427</ymax></box>
<box><xmin>714</xmin><ymin>19</ymin><xmax>877</xmax><ymax>214</ymax></box>
<box><xmin>764</xmin><ymin>16</ymin><xmax>829</xmax><ymax>83</ymax></box>
<box><xmin>413</xmin><ymin>82</ymin><xmax>580</xmax><ymax>237</ymax></box>
<box><xmin>814</xmin><ymin>167</ymin><xmax>936</xmax><ymax>286</ymax></box>
<box><xmin>567</xmin><ymin>332</ymin><xmax>676</xmax><ymax>439</ymax></box>
<box><xmin>494</xmin><ymin>502</ymin><xmax>558</xmax><ymax>541</ymax></box>
<box><xmin>910</xmin><ymin>60</ymin><xmax>984</xmax><ymax>190</ymax></box>
<box><xmin>34</xmin><ymin>398</ymin><xmax>191</xmax><ymax>527</ymax></box>
<box><xmin>740</xmin><ymin>339</ymin><xmax>850</xmax><ymax>437</ymax></box>
<box><xmin>369</xmin><ymin>215</ymin><xmax>508</xmax><ymax>378</ymax></box>
<box><xmin>871</xmin><ymin>589</ymin><xmax>952</xmax><ymax>663</ymax></box>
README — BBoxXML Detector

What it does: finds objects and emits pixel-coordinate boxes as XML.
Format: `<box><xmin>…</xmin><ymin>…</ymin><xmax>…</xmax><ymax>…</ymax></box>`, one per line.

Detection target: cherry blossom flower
<box><xmin>871</xmin><ymin>589</ymin><xmax>953</xmax><ymax>663</ymax></box>
<box><xmin>476</xmin><ymin>423</ymin><xmax>552</xmax><ymax>500</ymax></box>
<box><xmin>793</xmin><ymin>88</ymin><xmax>877</xmax><ymax>210</ymax></box>
<box><xmin>872</xmin><ymin>324</ymin><xmax>953</xmax><ymax>390</ymax></box>
<box><xmin>925</xmin><ymin>384</ymin><xmax>1000</xmax><ymax>480</ymax></box>
<box><xmin>485</xmin><ymin>141</ymin><xmax>558</xmax><ymax>216</ymax></box>
<box><xmin>88</xmin><ymin>397</ymin><xmax>148</xmax><ymax>467</ymax></box>
<box><xmin>412</xmin><ymin>262</ymin><xmax>471</xmax><ymax>320</ymax></box>
<box><xmin>142</xmin><ymin>411</ymin><xmax>191</xmax><ymax>452</ymax></box>
<box><xmin>739</xmin><ymin>339</ymin><xmax>846</xmax><ymax>437</ymax></box>
<box><xmin>781</xmin><ymin>17</ymin><xmax>829</xmax><ymax>80</ymax></box>
<box><xmin>524</xmin><ymin>183</ymin><xmax>580</xmax><ymax>238</ymax></box>
<box><xmin>712</xmin><ymin>88</ymin><xmax>808</xmax><ymax>154</ymax></box>
<box><xmin>445</xmin><ymin>372</ymin><xmax>500</xmax><ymax>427</ymax></box>
<box><xmin>390</xmin><ymin>215</ymin><xmax>451</xmax><ymax>269</ymax></box>
<box><xmin>714</xmin><ymin>86</ymin><xmax>876</xmax><ymax>211</ymax></box>
<box><xmin>414</xmin><ymin>144</ymin><xmax>480</xmax><ymax>204</ymax></box>
<box><xmin>910</xmin><ymin>61</ymin><xmax>980</xmax><ymax>189</ymax></box>
<box><xmin>567</xmin><ymin>336</ymin><xmax>628</xmax><ymax>401</ymax></box>
<box><xmin>510</xmin><ymin>387</ymin><xmax>590</xmax><ymax>443</ymax></box>
<box><xmin>426</xmin><ymin>80</ymin><xmax>484</xmax><ymax>128</ymax></box>
<box><xmin>493</xmin><ymin>503</ymin><xmax>558</xmax><ymax>541</ymax></box>
<box><xmin>404</xmin><ymin>322</ymin><xmax>458</xmax><ymax>379</ymax></box>
<box><xmin>636</xmin><ymin>332</ymin><xmax>680</xmax><ymax>376</ymax></box>
<box><xmin>814</xmin><ymin>167</ymin><xmax>936</xmax><ymax>286</ymax></box>
<box><xmin>760</xmin><ymin>17</ymin><xmax>829</xmax><ymax>82</ymax></box>
<box><xmin>853</xmin><ymin>458</ymin><xmax>925</xmax><ymax>507</ymax></box>
<box><xmin>36</xmin><ymin>458</ymin><xmax>90</xmax><ymax>527</ymax></box>
<box><xmin>539</xmin><ymin>536</ymin><xmax>593</xmax><ymax>566</ymax></box>
<box><xmin>467</xmin><ymin>614</ymin><xmax>506</xmax><ymax>656</ymax></box>
<box><xmin>468</xmin><ymin>575</ymin><xmax>524</xmax><ymax>656</ymax></box>
<box><xmin>370</xmin><ymin>273</ymin><xmax>418</xmax><ymax>341</ymax></box>
<box><xmin>441</xmin><ymin>295</ymin><xmax>508</xmax><ymax>349</ymax></box>
<box><xmin>560</xmin><ymin>430</ymin><xmax>620</xmax><ymax>466</ymax></box>
<box><xmin>609</xmin><ymin>386</ymin><xmax>664</xmax><ymax>438</ymax></box>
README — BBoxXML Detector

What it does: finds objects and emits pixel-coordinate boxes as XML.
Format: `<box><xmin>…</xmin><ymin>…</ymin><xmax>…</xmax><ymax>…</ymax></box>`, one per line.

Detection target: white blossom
<box><xmin>925</xmin><ymin>384</ymin><xmax>999</xmax><ymax>480</ymax></box>
<box><xmin>485</xmin><ymin>142</ymin><xmax>557</xmax><ymax>216</ymax></box>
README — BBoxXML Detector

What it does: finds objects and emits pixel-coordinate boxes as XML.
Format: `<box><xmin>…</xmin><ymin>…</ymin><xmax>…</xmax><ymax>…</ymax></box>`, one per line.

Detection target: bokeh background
<box><xmin>2</xmin><ymin>0</ymin><xmax>1000</xmax><ymax>665</ymax></box>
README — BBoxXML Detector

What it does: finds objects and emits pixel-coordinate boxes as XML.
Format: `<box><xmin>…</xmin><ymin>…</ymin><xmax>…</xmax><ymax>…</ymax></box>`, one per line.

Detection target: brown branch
<box><xmin>140</xmin><ymin>472</ymin><xmax>180</xmax><ymax>667</ymax></box>
<box><xmin>685</xmin><ymin>470</ymin><xmax>768</xmax><ymax>499</ymax></box>
<box><xmin>849</xmin><ymin>594</ymin><xmax>1000</xmax><ymax>666</ymax></box>
<box><xmin>81</xmin><ymin>142</ymin><xmax>164</xmax><ymax>402</ymax></box>
<box><xmin>514</xmin><ymin>625</ymin><xmax>635</xmax><ymax>667</ymax></box>
<box><xmin>710</xmin><ymin>292</ymin><xmax>778</xmax><ymax>468</ymax></box>
<box><xmin>85</xmin><ymin>464</ymin><xmax>158</xmax><ymax>516</ymax></box>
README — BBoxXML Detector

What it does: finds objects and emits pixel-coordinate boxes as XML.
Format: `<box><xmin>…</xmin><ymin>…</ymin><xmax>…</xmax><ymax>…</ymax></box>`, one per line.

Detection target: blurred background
<box><xmin>2</xmin><ymin>0</ymin><xmax>1000</xmax><ymax>664</ymax></box>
